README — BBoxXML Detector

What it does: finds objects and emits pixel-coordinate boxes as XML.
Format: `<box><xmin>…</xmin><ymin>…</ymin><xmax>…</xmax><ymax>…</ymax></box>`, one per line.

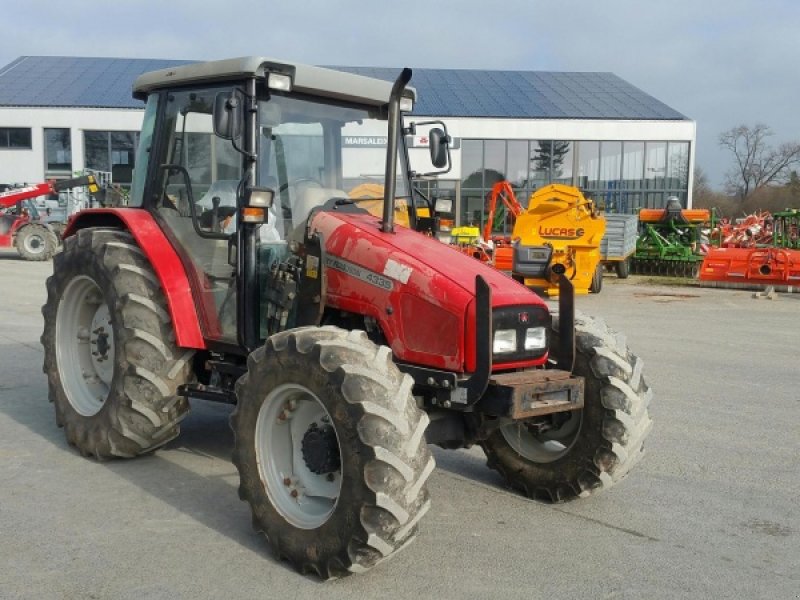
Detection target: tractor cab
<box><xmin>1</xmin><ymin>198</ymin><xmax>38</xmax><ymax>219</ymax></box>
<box><xmin>129</xmin><ymin>58</ymin><xmax>449</xmax><ymax>350</ymax></box>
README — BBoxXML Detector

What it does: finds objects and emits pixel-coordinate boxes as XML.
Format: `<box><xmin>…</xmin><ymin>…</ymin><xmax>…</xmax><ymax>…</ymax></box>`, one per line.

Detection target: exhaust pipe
<box><xmin>552</xmin><ymin>263</ymin><xmax>575</xmax><ymax>372</ymax></box>
<box><xmin>382</xmin><ymin>68</ymin><xmax>412</xmax><ymax>233</ymax></box>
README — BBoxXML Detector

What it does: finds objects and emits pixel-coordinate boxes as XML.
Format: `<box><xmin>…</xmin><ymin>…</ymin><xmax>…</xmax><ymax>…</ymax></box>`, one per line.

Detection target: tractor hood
<box><xmin>310</xmin><ymin>209</ymin><xmax>549</xmax><ymax>372</ymax></box>
<box><xmin>317</xmin><ymin>210</ymin><xmax>543</xmax><ymax>306</ymax></box>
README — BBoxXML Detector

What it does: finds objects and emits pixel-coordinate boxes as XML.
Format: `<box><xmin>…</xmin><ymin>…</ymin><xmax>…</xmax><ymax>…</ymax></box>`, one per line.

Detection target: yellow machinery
<box><xmin>450</xmin><ymin>225</ymin><xmax>482</xmax><ymax>244</ymax></box>
<box><xmin>348</xmin><ymin>182</ymin><xmax>414</xmax><ymax>227</ymax></box>
<box><xmin>511</xmin><ymin>184</ymin><xmax>606</xmax><ymax>295</ymax></box>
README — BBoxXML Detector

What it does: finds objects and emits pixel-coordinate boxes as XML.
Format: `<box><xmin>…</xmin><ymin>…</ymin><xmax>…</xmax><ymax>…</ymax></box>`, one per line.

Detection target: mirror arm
<box><xmin>162</xmin><ymin>163</ymin><xmax>229</xmax><ymax>241</ymax></box>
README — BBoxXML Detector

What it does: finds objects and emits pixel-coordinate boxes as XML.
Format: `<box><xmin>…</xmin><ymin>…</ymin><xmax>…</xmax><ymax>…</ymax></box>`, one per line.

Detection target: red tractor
<box><xmin>41</xmin><ymin>58</ymin><xmax>652</xmax><ymax>578</ymax></box>
<box><xmin>0</xmin><ymin>176</ymin><xmax>98</xmax><ymax>260</ymax></box>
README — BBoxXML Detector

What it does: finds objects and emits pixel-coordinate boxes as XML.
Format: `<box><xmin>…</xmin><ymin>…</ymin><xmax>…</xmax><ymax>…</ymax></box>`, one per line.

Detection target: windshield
<box><xmin>257</xmin><ymin>94</ymin><xmax>412</xmax><ymax>236</ymax></box>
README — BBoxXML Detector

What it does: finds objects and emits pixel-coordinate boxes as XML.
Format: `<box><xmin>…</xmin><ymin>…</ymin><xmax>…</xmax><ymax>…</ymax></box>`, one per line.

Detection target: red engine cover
<box><xmin>312</xmin><ymin>210</ymin><xmax>549</xmax><ymax>372</ymax></box>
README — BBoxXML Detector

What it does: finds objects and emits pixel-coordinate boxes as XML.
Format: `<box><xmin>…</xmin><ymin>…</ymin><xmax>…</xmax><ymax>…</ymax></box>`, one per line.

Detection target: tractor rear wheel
<box><xmin>480</xmin><ymin>312</ymin><xmax>652</xmax><ymax>502</ymax></box>
<box><xmin>16</xmin><ymin>223</ymin><xmax>57</xmax><ymax>260</ymax></box>
<box><xmin>231</xmin><ymin>327</ymin><xmax>434</xmax><ymax>578</ymax></box>
<box><xmin>41</xmin><ymin>228</ymin><xmax>194</xmax><ymax>458</ymax></box>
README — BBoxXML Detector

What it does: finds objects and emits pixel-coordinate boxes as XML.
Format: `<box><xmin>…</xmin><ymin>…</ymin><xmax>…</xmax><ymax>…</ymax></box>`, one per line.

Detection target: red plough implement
<box><xmin>699</xmin><ymin>246</ymin><xmax>800</xmax><ymax>286</ymax></box>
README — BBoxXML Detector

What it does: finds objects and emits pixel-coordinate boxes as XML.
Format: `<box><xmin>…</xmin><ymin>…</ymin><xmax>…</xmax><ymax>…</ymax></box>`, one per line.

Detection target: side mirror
<box><xmin>429</xmin><ymin>128</ymin><xmax>449</xmax><ymax>169</ymax></box>
<box><xmin>213</xmin><ymin>91</ymin><xmax>243</xmax><ymax>141</ymax></box>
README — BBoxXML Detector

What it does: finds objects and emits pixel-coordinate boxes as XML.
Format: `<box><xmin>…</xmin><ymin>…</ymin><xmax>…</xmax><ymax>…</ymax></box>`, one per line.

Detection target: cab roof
<box><xmin>132</xmin><ymin>56</ymin><xmax>416</xmax><ymax>107</ymax></box>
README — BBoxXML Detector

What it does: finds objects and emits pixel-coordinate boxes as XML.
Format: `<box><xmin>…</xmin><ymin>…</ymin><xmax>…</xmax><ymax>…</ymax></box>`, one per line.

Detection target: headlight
<box><xmin>524</xmin><ymin>326</ymin><xmax>547</xmax><ymax>350</ymax></box>
<box><xmin>493</xmin><ymin>329</ymin><xmax>517</xmax><ymax>354</ymax></box>
<box><xmin>267</xmin><ymin>72</ymin><xmax>292</xmax><ymax>92</ymax></box>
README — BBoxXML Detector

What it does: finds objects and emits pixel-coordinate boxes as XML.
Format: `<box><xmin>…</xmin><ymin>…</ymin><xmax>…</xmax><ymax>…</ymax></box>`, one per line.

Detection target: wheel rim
<box><xmin>255</xmin><ymin>383</ymin><xmax>343</xmax><ymax>529</ymax></box>
<box><xmin>55</xmin><ymin>276</ymin><xmax>114</xmax><ymax>417</ymax></box>
<box><xmin>23</xmin><ymin>231</ymin><xmax>45</xmax><ymax>254</ymax></box>
<box><xmin>500</xmin><ymin>411</ymin><xmax>582</xmax><ymax>463</ymax></box>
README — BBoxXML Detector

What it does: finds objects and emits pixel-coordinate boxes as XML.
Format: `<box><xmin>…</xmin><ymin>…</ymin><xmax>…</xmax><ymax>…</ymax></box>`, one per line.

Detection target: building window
<box><xmin>551</xmin><ymin>142</ymin><xmax>574</xmax><ymax>186</ymax></box>
<box><xmin>667</xmin><ymin>142</ymin><xmax>690</xmax><ymax>190</ymax></box>
<box><xmin>111</xmin><ymin>132</ymin><xmax>136</xmax><ymax>184</ymax></box>
<box><xmin>483</xmin><ymin>140</ymin><xmax>506</xmax><ymax>187</ymax></box>
<box><xmin>459</xmin><ymin>137</ymin><xmax>692</xmax><ymax>225</ymax></box>
<box><xmin>622</xmin><ymin>142</ymin><xmax>644</xmax><ymax>190</ymax></box>
<box><xmin>645</xmin><ymin>142</ymin><xmax>667</xmax><ymax>190</ymax></box>
<box><xmin>577</xmin><ymin>141</ymin><xmax>600</xmax><ymax>190</ymax></box>
<box><xmin>44</xmin><ymin>128</ymin><xmax>72</xmax><ymax>174</ymax></box>
<box><xmin>506</xmin><ymin>141</ymin><xmax>529</xmax><ymax>189</ymax></box>
<box><xmin>461</xmin><ymin>140</ymin><xmax>483</xmax><ymax>187</ymax></box>
<box><xmin>84</xmin><ymin>130</ymin><xmax>140</xmax><ymax>185</ymax></box>
<box><xmin>85</xmin><ymin>131</ymin><xmax>111</xmax><ymax>172</ymax></box>
<box><xmin>529</xmin><ymin>141</ymin><xmax>551</xmax><ymax>191</ymax></box>
<box><xmin>460</xmin><ymin>139</ymin><xmax>484</xmax><ymax>227</ymax></box>
<box><xmin>0</xmin><ymin>127</ymin><xmax>32</xmax><ymax>149</ymax></box>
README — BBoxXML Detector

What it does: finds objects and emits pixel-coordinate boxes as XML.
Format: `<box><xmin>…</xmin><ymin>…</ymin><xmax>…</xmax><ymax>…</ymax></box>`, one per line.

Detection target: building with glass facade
<box><xmin>342</xmin><ymin>67</ymin><xmax>695</xmax><ymax>235</ymax></box>
<box><xmin>452</xmin><ymin>137</ymin><xmax>691</xmax><ymax>234</ymax></box>
<box><xmin>0</xmin><ymin>57</ymin><xmax>694</xmax><ymax>235</ymax></box>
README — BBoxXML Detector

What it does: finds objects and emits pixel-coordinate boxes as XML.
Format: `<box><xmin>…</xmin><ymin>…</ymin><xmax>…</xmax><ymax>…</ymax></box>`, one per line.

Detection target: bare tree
<box><xmin>720</xmin><ymin>124</ymin><xmax>800</xmax><ymax>200</ymax></box>
<box><xmin>693</xmin><ymin>166</ymin><xmax>710</xmax><ymax>197</ymax></box>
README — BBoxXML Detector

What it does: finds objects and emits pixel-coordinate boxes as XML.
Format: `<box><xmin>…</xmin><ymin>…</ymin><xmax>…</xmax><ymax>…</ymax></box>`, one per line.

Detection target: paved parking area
<box><xmin>0</xmin><ymin>249</ymin><xmax>797</xmax><ymax>599</ymax></box>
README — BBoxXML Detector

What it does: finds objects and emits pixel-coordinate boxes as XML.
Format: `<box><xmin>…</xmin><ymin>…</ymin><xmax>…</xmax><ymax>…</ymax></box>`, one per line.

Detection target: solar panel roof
<box><xmin>0</xmin><ymin>56</ymin><xmax>687</xmax><ymax>120</ymax></box>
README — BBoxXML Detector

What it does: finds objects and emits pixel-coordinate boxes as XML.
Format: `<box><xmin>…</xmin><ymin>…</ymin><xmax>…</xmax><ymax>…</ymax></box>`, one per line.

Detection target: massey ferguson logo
<box><xmin>518</xmin><ymin>312</ymin><xmax>530</xmax><ymax>324</ymax></box>
<box><xmin>539</xmin><ymin>226</ymin><xmax>585</xmax><ymax>239</ymax></box>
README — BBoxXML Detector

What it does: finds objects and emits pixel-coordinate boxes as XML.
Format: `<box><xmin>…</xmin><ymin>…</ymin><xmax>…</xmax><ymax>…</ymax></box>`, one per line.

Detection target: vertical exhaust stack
<box><xmin>553</xmin><ymin>265</ymin><xmax>575</xmax><ymax>373</ymax></box>
<box><xmin>381</xmin><ymin>68</ymin><xmax>412</xmax><ymax>233</ymax></box>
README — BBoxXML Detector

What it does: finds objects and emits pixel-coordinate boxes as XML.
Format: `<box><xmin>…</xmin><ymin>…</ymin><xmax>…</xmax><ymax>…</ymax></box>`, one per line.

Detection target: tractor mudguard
<box><xmin>63</xmin><ymin>208</ymin><xmax>205</xmax><ymax>350</ymax></box>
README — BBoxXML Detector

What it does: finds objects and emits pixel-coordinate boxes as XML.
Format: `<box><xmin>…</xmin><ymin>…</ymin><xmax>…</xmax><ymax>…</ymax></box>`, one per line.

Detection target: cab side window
<box><xmin>152</xmin><ymin>87</ymin><xmax>244</xmax><ymax>342</ymax></box>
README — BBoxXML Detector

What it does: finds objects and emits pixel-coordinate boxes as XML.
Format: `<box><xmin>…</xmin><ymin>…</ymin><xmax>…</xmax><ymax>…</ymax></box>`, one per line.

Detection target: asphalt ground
<box><xmin>0</xmin><ymin>248</ymin><xmax>797</xmax><ymax>599</ymax></box>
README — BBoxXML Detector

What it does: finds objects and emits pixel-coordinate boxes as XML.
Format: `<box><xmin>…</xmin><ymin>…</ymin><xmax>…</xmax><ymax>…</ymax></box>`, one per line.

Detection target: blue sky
<box><xmin>2</xmin><ymin>0</ymin><xmax>798</xmax><ymax>189</ymax></box>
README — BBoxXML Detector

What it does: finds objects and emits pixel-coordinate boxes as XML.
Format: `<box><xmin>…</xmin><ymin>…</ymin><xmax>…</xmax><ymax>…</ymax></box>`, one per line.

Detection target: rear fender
<box><xmin>64</xmin><ymin>208</ymin><xmax>205</xmax><ymax>350</ymax></box>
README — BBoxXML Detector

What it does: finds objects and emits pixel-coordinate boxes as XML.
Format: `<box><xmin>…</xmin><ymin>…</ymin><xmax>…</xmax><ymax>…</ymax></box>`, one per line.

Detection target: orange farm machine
<box><xmin>700</xmin><ymin>208</ymin><xmax>800</xmax><ymax>287</ymax></box>
<box><xmin>447</xmin><ymin>181</ymin><xmax>521</xmax><ymax>270</ymax></box>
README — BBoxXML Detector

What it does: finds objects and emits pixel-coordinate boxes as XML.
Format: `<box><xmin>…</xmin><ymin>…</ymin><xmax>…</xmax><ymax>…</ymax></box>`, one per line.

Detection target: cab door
<box><xmin>148</xmin><ymin>86</ymin><xmax>244</xmax><ymax>344</ymax></box>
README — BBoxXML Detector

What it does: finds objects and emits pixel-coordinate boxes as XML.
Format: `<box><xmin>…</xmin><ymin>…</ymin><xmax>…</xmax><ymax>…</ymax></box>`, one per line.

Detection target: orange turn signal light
<box><xmin>241</xmin><ymin>207</ymin><xmax>266</xmax><ymax>223</ymax></box>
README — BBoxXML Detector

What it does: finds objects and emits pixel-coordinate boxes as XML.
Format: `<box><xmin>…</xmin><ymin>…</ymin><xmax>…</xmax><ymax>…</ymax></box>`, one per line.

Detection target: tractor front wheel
<box><xmin>16</xmin><ymin>223</ymin><xmax>57</xmax><ymax>260</ymax></box>
<box><xmin>231</xmin><ymin>327</ymin><xmax>434</xmax><ymax>578</ymax></box>
<box><xmin>41</xmin><ymin>228</ymin><xmax>193</xmax><ymax>458</ymax></box>
<box><xmin>480</xmin><ymin>312</ymin><xmax>652</xmax><ymax>502</ymax></box>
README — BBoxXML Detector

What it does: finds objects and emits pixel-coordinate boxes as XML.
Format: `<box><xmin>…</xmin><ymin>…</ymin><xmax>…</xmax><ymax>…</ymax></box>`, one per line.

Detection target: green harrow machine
<box><xmin>629</xmin><ymin>198</ymin><xmax>713</xmax><ymax>278</ymax></box>
<box><xmin>771</xmin><ymin>209</ymin><xmax>800</xmax><ymax>249</ymax></box>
